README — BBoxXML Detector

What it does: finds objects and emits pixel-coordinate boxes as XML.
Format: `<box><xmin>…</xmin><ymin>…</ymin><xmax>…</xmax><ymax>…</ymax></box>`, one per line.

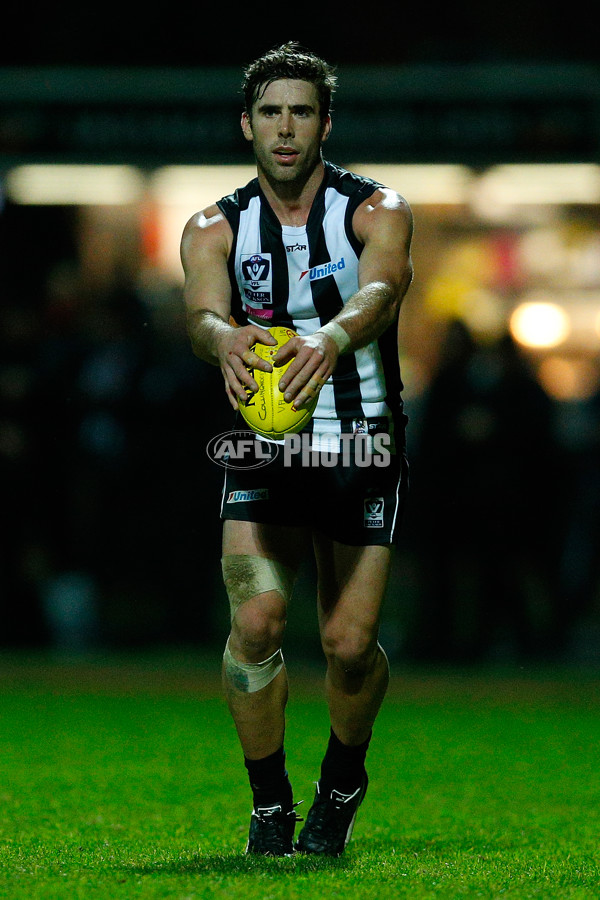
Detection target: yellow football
<box><xmin>239</xmin><ymin>326</ymin><xmax>319</xmax><ymax>440</ymax></box>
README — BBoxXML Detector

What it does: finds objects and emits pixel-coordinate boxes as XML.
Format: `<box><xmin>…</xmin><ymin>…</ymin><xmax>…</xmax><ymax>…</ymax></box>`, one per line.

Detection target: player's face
<box><xmin>241</xmin><ymin>79</ymin><xmax>331</xmax><ymax>185</ymax></box>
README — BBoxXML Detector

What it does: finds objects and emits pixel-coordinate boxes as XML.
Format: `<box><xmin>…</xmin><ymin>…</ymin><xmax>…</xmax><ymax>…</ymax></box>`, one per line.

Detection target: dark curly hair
<box><xmin>242</xmin><ymin>41</ymin><xmax>337</xmax><ymax>123</ymax></box>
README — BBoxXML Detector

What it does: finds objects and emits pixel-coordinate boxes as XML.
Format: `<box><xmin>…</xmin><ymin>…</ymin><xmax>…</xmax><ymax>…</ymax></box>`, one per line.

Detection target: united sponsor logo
<box><xmin>299</xmin><ymin>257</ymin><xmax>345</xmax><ymax>281</ymax></box>
<box><xmin>227</xmin><ymin>488</ymin><xmax>269</xmax><ymax>503</ymax></box>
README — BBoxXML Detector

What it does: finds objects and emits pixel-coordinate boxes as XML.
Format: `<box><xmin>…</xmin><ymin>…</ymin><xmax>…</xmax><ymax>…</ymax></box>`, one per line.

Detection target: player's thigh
<box><xmin>313</xmin><ymin>535</ymin><xmax>392</xmax><ymax>630</ymax></box>
<box><xmin>223</xmin><ymin>519</ymin><xmax>310</xmax><ymax>570</ymax></box>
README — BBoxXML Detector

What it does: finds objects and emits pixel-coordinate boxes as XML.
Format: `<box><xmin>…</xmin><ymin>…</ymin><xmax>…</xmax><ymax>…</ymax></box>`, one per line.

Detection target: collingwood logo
<box><xmin>300</xmin><ymin>257</ymin><xmax>345</xmax><ymax>281</ymax></box>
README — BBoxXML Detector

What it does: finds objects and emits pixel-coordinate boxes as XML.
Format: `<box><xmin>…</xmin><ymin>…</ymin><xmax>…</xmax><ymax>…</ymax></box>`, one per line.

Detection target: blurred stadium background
<box><xmin>2</xmin><ymin>9</ymin><xmax>600</xmax><ymax>667</ymax></box>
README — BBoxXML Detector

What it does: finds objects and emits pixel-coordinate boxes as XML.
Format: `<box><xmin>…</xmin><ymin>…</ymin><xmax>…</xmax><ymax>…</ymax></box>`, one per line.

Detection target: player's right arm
<box><xmin>180</xmin><ymin>205</ymin><xmax>276</xmax><ymax>410</ymax></box>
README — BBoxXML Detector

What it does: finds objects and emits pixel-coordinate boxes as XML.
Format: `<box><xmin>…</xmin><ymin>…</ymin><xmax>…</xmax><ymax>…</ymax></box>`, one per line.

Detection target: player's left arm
<box><xmin>276</xmin><ymin>189</ymin><xmax>413</xmax><ymax>409</ymax></box>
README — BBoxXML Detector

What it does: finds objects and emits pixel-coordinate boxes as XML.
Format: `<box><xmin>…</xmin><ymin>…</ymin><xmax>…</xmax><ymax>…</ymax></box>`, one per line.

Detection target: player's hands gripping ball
<box><xmin>239</xmin><ymin>326</ymin><xmax>320</xmax><ymax>440</ymax></box>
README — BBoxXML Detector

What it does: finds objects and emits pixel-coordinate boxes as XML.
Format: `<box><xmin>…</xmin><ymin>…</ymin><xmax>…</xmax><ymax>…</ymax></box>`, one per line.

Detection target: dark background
<box><xmin>5</xmin><ymin>4</ymin><xmax>596</xmax><ymax>68</ymax></box>
<box><xmin>2</xmin><ymin>5</ymin><xmax>599</xmax><ymax>665</ymax></box>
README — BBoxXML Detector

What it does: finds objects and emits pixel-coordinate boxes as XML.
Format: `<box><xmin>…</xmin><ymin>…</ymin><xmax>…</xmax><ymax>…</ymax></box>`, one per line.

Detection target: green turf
<box><xmin>2</xmin><ymin>654</ymin><xmax>600</xmax><ymax>898</ymax></box>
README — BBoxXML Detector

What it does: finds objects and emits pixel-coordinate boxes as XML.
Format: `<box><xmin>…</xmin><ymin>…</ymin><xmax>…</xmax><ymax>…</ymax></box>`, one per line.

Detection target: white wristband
<box><xmin>316</xmin><ymin>321</ymin><xmax>351</xmax><ymax>354</ymax></box>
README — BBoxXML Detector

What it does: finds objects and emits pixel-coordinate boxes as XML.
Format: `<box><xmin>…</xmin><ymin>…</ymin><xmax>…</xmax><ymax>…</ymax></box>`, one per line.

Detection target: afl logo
<box><xmin>206</xmin><ymin>430</ymin><xmax>279</xmax><ymax>469</ymax></box>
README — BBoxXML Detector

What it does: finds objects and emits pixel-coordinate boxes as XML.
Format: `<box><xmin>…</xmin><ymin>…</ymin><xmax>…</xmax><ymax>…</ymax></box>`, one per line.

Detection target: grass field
<box><xmin>2</xmin><ymin>652</ymin><xmax>600</xmax><ymax>899</ymax></box>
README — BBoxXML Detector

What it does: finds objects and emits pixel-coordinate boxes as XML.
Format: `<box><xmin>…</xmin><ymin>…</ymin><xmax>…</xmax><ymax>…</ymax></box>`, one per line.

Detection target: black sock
<box><xmin>319</xmin><ymin>728</ymin><xmax>371</xmax><ymax>795</ymax></box>
<box><xmin>244</xmin><ymin>746</ymin><xmax>293</xmax><ymax>810</ymax></box>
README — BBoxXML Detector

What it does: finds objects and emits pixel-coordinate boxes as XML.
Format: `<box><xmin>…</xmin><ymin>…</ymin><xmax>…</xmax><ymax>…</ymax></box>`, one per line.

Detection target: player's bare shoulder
<box><xmin>181</xmin><ymin>204</ymin><xmax>235</xmax><ymax>314</ymax></box>
<box><xmin>352</xmin><ymin>187</ymin><xmax>413</xmax><ymax>247</ymax></box>
<box><xmin>180</xmin><ymin>203</ymin><xmax>233</xmax><ymax>272</ymax></box>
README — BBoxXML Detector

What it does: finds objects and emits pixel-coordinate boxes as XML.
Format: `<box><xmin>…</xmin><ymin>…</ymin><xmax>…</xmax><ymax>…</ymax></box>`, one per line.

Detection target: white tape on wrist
<box><xmin>316</xmin><ymin>321</ymin><xmax>351</xmax><ymax>354</ymax></box>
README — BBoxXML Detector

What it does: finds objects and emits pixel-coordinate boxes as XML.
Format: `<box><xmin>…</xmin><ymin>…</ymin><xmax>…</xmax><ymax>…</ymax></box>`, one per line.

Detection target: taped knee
<box><xmin>221</xmin><ymin>554</ymin><xmax>295</xmax><ymax>622</ymax></box>
<box><xmin>223</xmin><ymin>640</ymin><xmax>284</xmax><ymax>693</ymax></box>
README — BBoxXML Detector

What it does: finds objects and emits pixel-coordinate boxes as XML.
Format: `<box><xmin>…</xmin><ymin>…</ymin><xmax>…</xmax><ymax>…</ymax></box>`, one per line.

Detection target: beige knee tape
<box><xmin>221</xmin><ymin>554</ymin><xmax>295</xmax><ymax>621</ymax></box>
<box><xmin>223</xmin><ymin>640</ymin><xmax>284</xmax><ymax>693</ymax></box>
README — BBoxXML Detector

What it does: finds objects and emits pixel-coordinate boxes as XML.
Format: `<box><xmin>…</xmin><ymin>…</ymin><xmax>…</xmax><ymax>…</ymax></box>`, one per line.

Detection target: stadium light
<box><xmin>538</xmin><ymin>355</ymin><xmax>600</xmax><ymax>402</ymax></box>
<box><xmin>471</xmin><ymin>164</ymin><xmax>600</xmax><ymax>219</ymax></box>
<box><xmin>150</xmin><ymin>166</ymin><xmax>258</xmax><ymax>211</ymax></box>
<box><xmin>346</xmin><ymin>164</ymin><xmax>473</xmax><ymax>205</ymax></box>
<box><xmin>5</xmin><ymin>165</ymin><xmax>145</xmax><ymax>205</ymax></box>
<box><xmin>509</xmin><ymin>300</ymin><xmax>571</xmax><ymax>349</ymax></box>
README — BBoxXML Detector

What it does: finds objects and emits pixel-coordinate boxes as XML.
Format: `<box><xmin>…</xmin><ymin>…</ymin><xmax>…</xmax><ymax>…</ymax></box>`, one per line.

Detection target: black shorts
<box><xmin>220</xmin><ymin>417</ymin><xmax>409</xmax><ymax>546</ymax></box>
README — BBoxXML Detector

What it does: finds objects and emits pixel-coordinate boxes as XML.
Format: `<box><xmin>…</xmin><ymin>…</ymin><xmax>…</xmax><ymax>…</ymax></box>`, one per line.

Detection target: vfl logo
<box><xmin>242</xmin><ymin>254</ymin><xmax>270</xmax><ymax>282</ymax></box>
<box><xmin>300</xmin><ymin>257</ymin><xmax>345</xmax><ymax>282</ymax></box>
<box><xmin>241</xmin><ymin>253</ymin><xmax>273</xmax><ymax>307</ymax></box>
<box><xmin>364</xmin><ymin>497</ymin><xmax>384</xmax><ymax>528</ymax></box>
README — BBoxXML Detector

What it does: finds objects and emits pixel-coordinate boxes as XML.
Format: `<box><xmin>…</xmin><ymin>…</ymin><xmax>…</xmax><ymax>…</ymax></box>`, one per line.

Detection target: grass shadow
<box><xmin>118</xmin><ymin>849</ymin><xmax>353</xmax><ymax>877</ymax></box>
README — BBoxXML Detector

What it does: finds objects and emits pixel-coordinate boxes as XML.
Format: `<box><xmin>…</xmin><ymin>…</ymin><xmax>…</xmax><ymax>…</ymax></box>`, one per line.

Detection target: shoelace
<box><xmin>253</xmin><ymin>800</ymin><xmax>304</xmax><ymax>817</ymax></box>
<box><xmin>253</xmin><ymin>801</ymin><xmax>304</xmax><ymax>820</ymax></box>
<box><xmin>252</xmin><ymin>801</ymin><xmax>304</xmax><ymax>850</ymax></box>
<box><xmin>305</xmin><ymin>790</ymin><xmax>355</xmax><ymax>839</ymax></box>
<box><xmin>292</xmin><ymin>800</ymin><xmax>305</xmax><ymax>822</ymax></box>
